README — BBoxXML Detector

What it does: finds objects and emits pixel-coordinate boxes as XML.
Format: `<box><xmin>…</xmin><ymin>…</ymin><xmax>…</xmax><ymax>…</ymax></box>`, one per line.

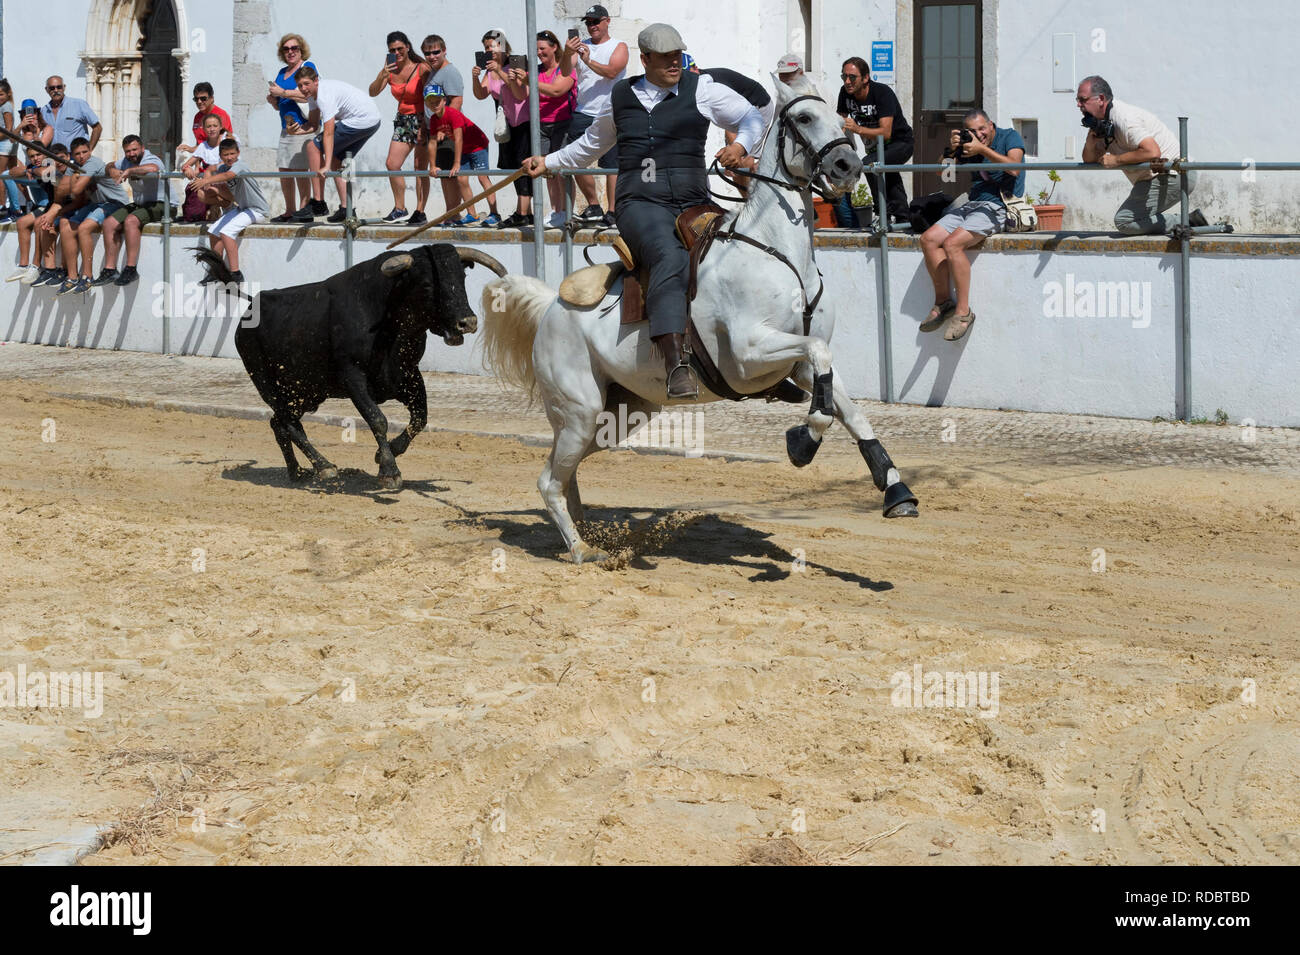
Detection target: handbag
<box><xmin>907</xmin><ymin>191</ymin><xmax>954</xmax><ymax>233</ymax></box>
<box><xmin>493</xmin><ymin>103</ymin><xmax>511</xmax><ymax>144</ymax></box>
<box><xmin>1000</xmin><ymin>190</ymin><xmax>1038</xmax><ymax>232</ymax></box>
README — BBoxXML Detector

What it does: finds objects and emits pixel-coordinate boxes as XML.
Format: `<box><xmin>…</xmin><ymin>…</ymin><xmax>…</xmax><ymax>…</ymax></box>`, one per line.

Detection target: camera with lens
<box><xmin>1081</xmin><ymin>112</ymin><xmax>1116</xmax><ymax>140</ymax></box>
<box><xmin>944</xmin><ymin>127</ymin><xmax>977</xmax><ymax>164</ymax></box>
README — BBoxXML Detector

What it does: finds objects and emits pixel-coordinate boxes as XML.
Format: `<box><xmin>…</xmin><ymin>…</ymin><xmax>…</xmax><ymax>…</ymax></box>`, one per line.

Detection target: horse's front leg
<box><xmin>789</xmin><ymin>362</ymin><xmax>919</xmax><ymax>518</ymax></box>
<box><xmin>731</xmin><ymin>329</ymin><xmax>836</xmax><ymax>468</ymax></box>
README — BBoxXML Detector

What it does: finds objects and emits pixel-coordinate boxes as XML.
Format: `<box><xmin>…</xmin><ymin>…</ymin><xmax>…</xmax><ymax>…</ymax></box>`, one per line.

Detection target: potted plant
<box><xmin>850</xmin><ymin>183</ymin><xmax>874</xmax><ymax>228</ymax></box>
<box><xmin>1034</xmin><ymin>169</ymin><xmax>1065</xmax><ymax>230</ymax></box>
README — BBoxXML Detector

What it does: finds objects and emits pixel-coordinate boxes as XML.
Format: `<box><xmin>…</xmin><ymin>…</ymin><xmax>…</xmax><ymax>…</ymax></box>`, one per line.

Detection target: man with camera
<box><xmin>917</xmin><ymin>108</ymin><xmax>1025</xmax><ymax>342</ymax></box>
<box><xmin>1078</xmin><ymin>75</ymin><xmax>1206</xmax><ymax>235</ymax></box>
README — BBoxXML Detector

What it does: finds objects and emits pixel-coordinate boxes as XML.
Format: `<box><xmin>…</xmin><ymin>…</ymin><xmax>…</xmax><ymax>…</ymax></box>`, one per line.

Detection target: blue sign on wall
<box><xmin>871</xmin><ymin>40</ymin><xmax>894</xmax><ymax>74</ymax></box>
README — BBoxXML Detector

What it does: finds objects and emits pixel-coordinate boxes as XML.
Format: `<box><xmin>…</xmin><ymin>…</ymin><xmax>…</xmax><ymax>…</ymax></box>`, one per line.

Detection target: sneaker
<box><xmin>57</xmin><ymin>276</ymin><xmax>90</xmax><ymax>296</ymax></box>
<box><xmin>545</xmin><ymin>211</ymin><xmax>568</xmax><ymax>229</ymax></box>
<box><xmin>7</xmin><ymin>265</ymin><xmax>39</xmax><ymax>283</ymax></box>
<box><xmin>327</xmin><ymin>207</ymin><xmax>348</xmax><ymax>223</ymax></box>
<box><xmin>404</xmin><ymin>211</ymin><xmax>427</xmax><ymax>226</ymax></box>
<box><xmin>114</xmin><ymin>265</ymin><xmax>139</xmax><ymax>287</ymax></box>
<box><xmin>229</xmin><ymin>270</ymin><xmax>246</xmax><ymax>284</ymax></box>
<box><xmin>497</xmin><ymin>212</ymin><xmax>534</xmax><ymax>229</ymax></box>
<box><xmin>270</xmin><ymin>211</ymin><xmax>296</xmax><ymax>223</ymax></box>
<box><xmin>574</xmin><ymin>204</ymin><xmax>605</xmax><ymax>223</ymax></box>
<box><xmin>90</xmin><ymin>268</ymin><xmax>119</xmax><ymax>287</ymax></box>
<box><xmin>458</xmin><ymin>213</ymin><xmax>480</xmax><ymax>227</ymax></box>
<box><xmin>600</xmin><ymin>212</ymin><xmax>616</xmax><ymax>228</ymax></box>
<box><xmin>482</xmin><ymin>212</ymin><xmax>501</xmax><ymax>227</ymax></box>
<box><xmin>36</xmin><ymin>268</ymin><xmax>67</xmax><ymax>288</ymax></box>
<box><xmin>382</xmin><ymin>208</ymin><xmax>408</xmax><ymax>222</ymax></box>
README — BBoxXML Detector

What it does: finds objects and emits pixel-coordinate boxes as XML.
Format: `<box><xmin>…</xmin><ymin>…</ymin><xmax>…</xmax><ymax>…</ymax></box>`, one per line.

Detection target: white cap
<box><xmin>776</xmin><ymin>52</ymin><xmax>804</xmax><ymax>74</ymax></box>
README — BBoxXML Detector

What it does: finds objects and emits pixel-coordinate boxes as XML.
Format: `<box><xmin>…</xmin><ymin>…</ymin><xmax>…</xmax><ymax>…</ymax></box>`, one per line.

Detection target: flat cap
<box><xmin>638</xmin><ymin>23</ymin><xmax>686</xmax><ymax>54</ymax></box>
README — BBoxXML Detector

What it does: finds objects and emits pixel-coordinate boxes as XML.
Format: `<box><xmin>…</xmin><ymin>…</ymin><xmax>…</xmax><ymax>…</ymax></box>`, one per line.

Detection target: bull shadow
<box><xmin>473</xmin><ymin>506</ymin><xmax>893</xmax><ymax>590</ymax></box>
<box><xmin>220</xmin><ymin>461</ymin><xmax>453</xmax><ymax>502</ymax></box>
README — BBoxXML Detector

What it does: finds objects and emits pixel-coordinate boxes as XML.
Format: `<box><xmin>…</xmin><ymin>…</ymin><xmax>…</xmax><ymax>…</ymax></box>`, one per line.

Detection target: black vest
<box><xmin>611</xmin><ymin>71</ymin><xmax>710</xmax><ymax>205</ymax></box>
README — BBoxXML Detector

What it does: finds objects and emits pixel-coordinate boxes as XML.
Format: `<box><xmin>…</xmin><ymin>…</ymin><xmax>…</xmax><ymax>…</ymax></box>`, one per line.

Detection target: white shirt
<box><xmin>310</xmin><ymin>79</ymin><xmax>382</xmax><ymax>129</ymax></box>
<box><xmin>1104</xmin><ymin>98</ymin><xmax>1181</xmax><ymax>183</ymax></box>
<box><xmin>547</xmin><ymin>73</ymin><xmax>765</xmax><ymax>170</ymax></box>
<box><xmin>574</xmin><ymin>36</ymin><xmax>626</xmax><ymax>117</ymax></box>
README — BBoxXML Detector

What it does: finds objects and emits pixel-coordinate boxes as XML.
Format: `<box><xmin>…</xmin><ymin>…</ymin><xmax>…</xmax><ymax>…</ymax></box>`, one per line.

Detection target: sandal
<box><xmin>920</xmin><ymin>299</ymin><xmax>956</xmax><ymax>332</ymax></box>
<box><xmin>944</xmin><ymin>310</ymin><xmax>976</xmax><ymax>341</ymax></box>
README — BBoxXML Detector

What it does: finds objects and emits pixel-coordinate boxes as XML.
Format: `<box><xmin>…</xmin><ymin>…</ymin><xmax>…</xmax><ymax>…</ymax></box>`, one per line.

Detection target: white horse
<box><xmin>481</xmin><ymin>74</ymin><xmax>919</xmax><ymax>563</ymax></box>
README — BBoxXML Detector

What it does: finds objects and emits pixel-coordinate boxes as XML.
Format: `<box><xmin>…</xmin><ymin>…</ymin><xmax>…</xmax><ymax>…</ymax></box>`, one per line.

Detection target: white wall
<box><xmin>3</xmin><ymin>227</ymin><xmax>1296</xmax><ymax>426</ymax></box>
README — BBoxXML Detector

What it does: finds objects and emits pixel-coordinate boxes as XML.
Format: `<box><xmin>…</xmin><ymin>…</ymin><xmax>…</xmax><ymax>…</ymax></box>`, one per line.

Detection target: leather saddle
<box><xmin>554</xmin><ymin>203</ymin><xmax>807</xmax><ymax>404</ymax></box>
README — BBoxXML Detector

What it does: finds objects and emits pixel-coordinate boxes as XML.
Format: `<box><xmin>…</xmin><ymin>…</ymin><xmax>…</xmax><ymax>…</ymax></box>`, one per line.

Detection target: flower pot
<box><xmin>1034</xmin><ymin>204</ymin><xmax>1065</xmax><ymax>230</ymax></box>
<box><xmin>811</xmin><ymin>196</ymin><xmax>838</xmax><ymax>229</ymax></box>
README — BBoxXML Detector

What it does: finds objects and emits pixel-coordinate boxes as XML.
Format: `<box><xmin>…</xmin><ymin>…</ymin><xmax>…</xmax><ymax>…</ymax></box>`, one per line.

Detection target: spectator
<box><xmin>96</xmin><ymin>134</ymin><xmax>170</xmax><ymax>287</ymax></box>
<box><xmin>420</xmin><ymin>33</ymin><xmax>492</xmax><ymax>224</ymax></box>
<box><xmin>39</xmin><ymin>76</ymin><xmax>101</xmax><ymax>153</ymax></box>
<box><xmin>1078</xmin><ymin>75</ymin><xmax>1206</xmax><ymax>235</ymax></box>
<box><xmin>178</xmin><ymin>82</ymin><xmax>234</xmax><ymax>155</ymax></box>
<box><xmin>420</xmin><ymin>35</ymin><xmax>463</xmax><ymax>111</ymax></box>
<box><xmin>191</xmin><ymin>138</ymin><xmax>270</xmax><ymax>282</ymax></box>
<box><xmin>7</xmin><ymin>143</ymin><xmax>74</xmax><ymax>284</ymax></box>
<box><xmin>368</xmin><ymin>31</ymin><xmax>431</xmax><ymax>225</ymax></box>
<box><xmin>472</xmin><ymin>30</ymin><xmax>533</xmax><ymax>229</ymax></box>
<box><xmin>561</xmin><ymin>5</ymin><xmax>627</xmax><ymax>226</ymax></box>
<box><xmin>534</xmin><ymin>30</ymin><xmax>575</xmax><ymax>228</ymax></box>
<box><xmin>292</xmin><ymin>66</ymin><xmax>383</xmax><ymax>223</ymax></box>
<box><xmin>423</xmin><ymin>83</ymin><xmax>490</xmax><ymax>225</ymax></box>
<box><xmin>266</xmin><ymin>33</ymin><xmax>316</xmax><ymax>222</ymax></box>
<box><xmin>837</xmin><ymin>56</ymin><xmax>913</xmax><ymax>228</ymax></box>
<box><xmin>0</xmin><ymin>80</ymin><xmax>25</xmax><ymax>219</ymax></box>
<box><xmin>181</xmin><ymin>114</ymin><xmax>234</xmax><ymax>221</ymax></box>
<box><xmin>55</xmin><ymin>136</ymin><xmax>130</xmax><ymax>295</ymax></box>
<box><xmin>700</xmin><ymin>66</ymin><xmax>773</xmax><ymax>195</ymax></box>
<box><xmin>11</xmin><ymin>123</ymin><xmax>50</xmax><ymax>214</ymax></box>
<box><xmin>918</xmin><ymin>107</ymin><xmax>1025</xmax><ymax>342</ymax></box>
<box><xmin>775</xmin><ymin>53</ymin><xmax>804</xmax><ymax>84</ymax></box>
<box><xmin>468</xmin><ymin>30</ymin><xmax>514</xmax><ymax>226</ymax></box>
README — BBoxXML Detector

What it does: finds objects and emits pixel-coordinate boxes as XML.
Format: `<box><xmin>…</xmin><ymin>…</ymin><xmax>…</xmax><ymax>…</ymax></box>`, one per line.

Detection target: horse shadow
<box><xmin>475</xmin><ymin>506</ymin><xmax>893</xmax><ymax>590</ymax></box>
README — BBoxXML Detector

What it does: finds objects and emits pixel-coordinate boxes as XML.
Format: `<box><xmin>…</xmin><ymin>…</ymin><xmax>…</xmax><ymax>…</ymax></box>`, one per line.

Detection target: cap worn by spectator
<box><xmin>584</xmin><ymin>4</ymin><xmax>610</xmax><ymax>20</ymax></box>
<box><xmin>681</xmin><ymin>53</ymin><xmax>697</xmax><ymax>71</ymax></box>
<box><xmin>638</xmin><ymin>23</ymin><xmax>686</xmax><ymax>53</ymax></box>
<box><xmin>423</xmin><ymin>83</ymin><xmax>446</xmax><ymax>100</ymax></box>
<box><xmin>776</xmin><ymin>53</ymin><xmax>804</xmax><ymax>74</ymax></box>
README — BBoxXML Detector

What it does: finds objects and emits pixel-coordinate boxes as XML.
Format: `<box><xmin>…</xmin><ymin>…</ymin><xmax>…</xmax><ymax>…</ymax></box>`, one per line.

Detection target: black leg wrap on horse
<box><xmin>883</xmin><ymin>480</ymin><xmax>919</xmax><ymax>516</ymax></box>
<box><xmin>859</xmin><ymin>438</ymin><xmax>894</xmax><ymax>491</ymax></box>
<box><xmin>786</xmin><ymin>424</ymin><xmax>822</xmax><ymax>468</ymax></box>
<box><xmin>811</xmin><ymin>371</ymin><xmax>834</xmax><ymax>418</ymax></box>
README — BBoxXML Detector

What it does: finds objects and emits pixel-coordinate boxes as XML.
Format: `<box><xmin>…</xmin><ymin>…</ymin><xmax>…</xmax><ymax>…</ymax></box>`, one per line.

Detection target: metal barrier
<box><xmin>7</xmin><ymin>125</ymin><xmax>1299</xmax><ymax>421</ymax></box>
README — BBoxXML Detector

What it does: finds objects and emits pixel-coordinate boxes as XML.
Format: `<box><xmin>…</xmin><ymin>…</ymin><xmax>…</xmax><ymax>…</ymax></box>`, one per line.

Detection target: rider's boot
<box><xmin>654</xmin><ymin>332</ymin><xmax>698</xmax><ymax>402</ymax></box>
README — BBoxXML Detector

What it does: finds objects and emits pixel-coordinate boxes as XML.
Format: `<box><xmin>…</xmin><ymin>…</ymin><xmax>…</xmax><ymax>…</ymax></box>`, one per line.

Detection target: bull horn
<box><xmin>380</xmin><ymin>253</ymin><xmax>414</xmax><ymax>276</ymax></box>
<box><xmin>455</xmin><ymin>247</ymin><xmax>508</xmax><ymax>277</ymax></box>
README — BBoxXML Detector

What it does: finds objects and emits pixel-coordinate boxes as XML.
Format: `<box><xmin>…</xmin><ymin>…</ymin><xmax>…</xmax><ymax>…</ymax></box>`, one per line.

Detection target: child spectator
<box><xmin>55</xmin><ymin>136</ymin><xmax>131</xmax><ymax>295</ymax></box>
<box><xmin>422</xmin><ymin>83</ymin><xmax>490</xmax><ymax>225</ymax></box>
<box><xmin>191</xmin><ymin>138</ymin><xmax>270</xmax><ymax>283</ymax></box>
<box><xmin>182</xmin><ymin>114</ymin><xmax>234</xmax><ymax>221</ymax></box>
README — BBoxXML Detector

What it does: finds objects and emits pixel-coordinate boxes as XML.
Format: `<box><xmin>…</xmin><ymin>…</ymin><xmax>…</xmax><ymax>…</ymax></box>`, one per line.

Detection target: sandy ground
<box><xmin>1</xmin><ymin>356</ymin><xmax>1297</xmax><ymax>865</ymax></box>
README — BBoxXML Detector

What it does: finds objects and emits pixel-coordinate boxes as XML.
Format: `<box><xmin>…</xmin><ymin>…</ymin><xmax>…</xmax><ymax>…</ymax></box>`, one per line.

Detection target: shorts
<box><xmin>69</xmin><ymin>200</ymin><xmax>124</xmax><ymax>226</ymax></box>
<box><xmin>314</xmin><ymin>122</ymin><xmax>381</xmax><ymax>160</ymax></box>
<box><xmin>392</xmin><ymin>113</ymin><xmax>422</xmax><ymax>145</ymax></box>
<box><xmin>459</xmin><ymin>148</ymin><xmax>488</xmax><ymax>171</ymax></box>
<box><xmin>208</xmin><ymin>206</ymin><xmax>267</xmax><ymax>239</ymax></box>
<box><xmin>277</xmin><ymin>130</ymin><xmax>314</xmax><ymax>170</ymax></box>
<box><xmin>934</xmin><ymin>199</ymin><xmax>1007</xmax><ymax>237</ymax></box>
<box><xmin>110</xmin><ymin>200</ymin><xmax>169</xmax><ymax>225</ymax></box>
<box><xmin>563</xmin><ymin>110</ymin><xmax>618</xmax><ymax>168</ymax></box>
<box><xmin>538</xmin><ymin>118</ymin><xmax>571</xmax><ymax>155</ymax></box>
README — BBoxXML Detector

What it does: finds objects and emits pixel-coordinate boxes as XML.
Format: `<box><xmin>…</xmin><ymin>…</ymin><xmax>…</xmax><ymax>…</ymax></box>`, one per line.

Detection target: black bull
<box><xmin>193</xmin><ymin>244</ymin><xmax>507</xmax><ymax>490</ymax></box>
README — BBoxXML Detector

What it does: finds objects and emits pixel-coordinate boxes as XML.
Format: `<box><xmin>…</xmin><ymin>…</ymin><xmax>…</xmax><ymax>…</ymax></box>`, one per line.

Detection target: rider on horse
<box><xmin>524</xmin><ymin>23</ymin><xmax>764</xmax><ymax>402</ymax></box>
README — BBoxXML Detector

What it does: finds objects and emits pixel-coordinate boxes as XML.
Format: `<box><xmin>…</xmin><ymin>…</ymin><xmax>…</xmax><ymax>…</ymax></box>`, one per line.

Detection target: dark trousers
<box><xmin>865</xmin><ymin>139</ymin><xmax>914</xmax><ymax>220</ymax></box>
<box><xmin>497</xmin><ymin>122</ymin><xmax>533</xmax><ymax>197</ymax></box>
<box><xmin>614</xmin><ymin>197</ymin><xmax>692</xmax><ymax>338</ymax></box>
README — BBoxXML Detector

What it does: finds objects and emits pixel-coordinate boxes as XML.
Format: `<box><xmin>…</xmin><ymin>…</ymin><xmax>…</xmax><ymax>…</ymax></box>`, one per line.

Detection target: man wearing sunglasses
<box><xmin>561</xmin><ymin>4</ymin><xmax>628</xmax><ymax>226</ymax></box>
<box><xmin>178</xmin><ymin>83</ymin><xmax>235</xmax><ymax>156</ymax></box>
<box><xmin>836</xmin><ymin>57</ymin><xmax>912</xmax><ymax>229</ymax></box>
<box><xmin>37</xmin><ymin>76</ymin><xmax>101</xmax><ymax>154</ymax></box>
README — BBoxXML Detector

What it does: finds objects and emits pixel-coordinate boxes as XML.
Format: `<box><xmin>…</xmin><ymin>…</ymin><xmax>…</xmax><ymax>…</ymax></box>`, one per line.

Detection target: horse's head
<box><xmin>770</xmin><ymin>74</ymin><xmax>862</xmax><ymax>197</ymax></box>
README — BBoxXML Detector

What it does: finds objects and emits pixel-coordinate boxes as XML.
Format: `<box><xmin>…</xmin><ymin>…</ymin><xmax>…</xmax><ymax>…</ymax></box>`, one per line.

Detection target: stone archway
<box><xmin>80</xmin><ymin>0</ymin><xmax>191</xmax><ymax>159</ymax></box>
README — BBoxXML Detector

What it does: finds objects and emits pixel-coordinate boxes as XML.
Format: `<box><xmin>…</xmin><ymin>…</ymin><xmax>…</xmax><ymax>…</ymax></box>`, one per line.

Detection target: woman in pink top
<box><xmin>472</xmin><ymin>30</ymin><xmax>535</xmax><ymax>229</ymax></box>
<box><xmin>532</xmin><ymin>31</ymin><xmax>575</xmax><ymax>228</ymax></box>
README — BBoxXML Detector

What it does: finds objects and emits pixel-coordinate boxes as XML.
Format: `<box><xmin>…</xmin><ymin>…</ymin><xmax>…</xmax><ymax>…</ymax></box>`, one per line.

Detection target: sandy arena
<box><xmin>1</xmin><ymin>345</ymin><xmax>1297</xmax><ymax>865</ymax></box>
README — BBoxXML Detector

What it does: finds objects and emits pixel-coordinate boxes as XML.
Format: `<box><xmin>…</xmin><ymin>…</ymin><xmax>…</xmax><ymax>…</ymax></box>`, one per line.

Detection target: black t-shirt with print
<box><xmin>836</xmin><ymin>80</ymin><xmax>912</xmax><ymax>143</ymax></box>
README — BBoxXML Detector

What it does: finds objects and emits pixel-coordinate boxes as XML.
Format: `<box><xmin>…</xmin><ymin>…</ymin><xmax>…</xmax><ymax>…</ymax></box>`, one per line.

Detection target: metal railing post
<box><xmin>1177</xmin><ymin>117</ymin><xmax>1191</xmax><ymax>422</ymax></box>
<box><xmin>344</xmin><ymin>174</ymin><xmax>354</xmax><ymax>269</ymax></box>
<box><xmin>525</xmin><ymin>0</ymin><xmax>546</xmax><ymax>281</ymax></box>
<box><xmin>161</xmin><ymin>160</ymin><xmax>172</xmax><ymax>355</ymax></box>
<box><xmin>563</xmin><ymin>172</ymin><xmax>573</xmax><ymax>276</ymax></box>
<box><xmin>874</xmin><ymin>135</ymin><xmax>894</xmax><ymax>403</ymax></box>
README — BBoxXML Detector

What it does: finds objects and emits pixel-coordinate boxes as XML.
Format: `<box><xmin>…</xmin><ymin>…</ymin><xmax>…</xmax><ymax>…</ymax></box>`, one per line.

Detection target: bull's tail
<box><xmin>190</xmin><ymin>246</ymin><xmax>234</xmax><ymax>285</ymax></box>
<box><xmin>479</xmin><ymin>275</ymin><xmax>555</xmax><ymax>400</ymax></box>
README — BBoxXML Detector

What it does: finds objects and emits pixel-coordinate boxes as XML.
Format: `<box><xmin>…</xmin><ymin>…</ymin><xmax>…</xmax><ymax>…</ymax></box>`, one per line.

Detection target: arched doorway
<box><xmin>140</xmin><ymin>0</ymin><xmax>181</xmax><ymax>158</ymax></box>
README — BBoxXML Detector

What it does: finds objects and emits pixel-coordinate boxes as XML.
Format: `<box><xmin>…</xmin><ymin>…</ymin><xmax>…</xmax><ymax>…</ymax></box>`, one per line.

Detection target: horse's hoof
<box><xmin>883</xmin><ymin>481</ymin><xmax>919</xmax><ymax>518</ymax></box>
<box><xmin>378</xmin><ymin>474</ymin><xmax>403</xmax><ymax>491</ymax></box>
<box><xmin>571</xmin><ymin>544</ymin><xmax>609</xmax><ymax>565</ymax></box>
<box><xmin>786</xmin><ymin>424</ymin><xmax>822</xmax><ymax>468</ymax></box>
<box><xmin>314</xmin><ymin>466</ymin><xmax>339</xmax><ymax>482</ymax></box>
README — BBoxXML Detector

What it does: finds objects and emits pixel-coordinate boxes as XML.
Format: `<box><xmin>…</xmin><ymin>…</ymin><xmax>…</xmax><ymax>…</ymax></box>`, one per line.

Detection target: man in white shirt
<box><xmin>1079</xmin><ymin>75</ymin><xmax>1207</xmax><ymax>235</ymax></box>
<box><xmin>292</xmin><ymin>67</ymin><xmax>383</xmax><ymax>222</ymax></box>
<box><xmin>562</xmin><ymin>4</ymin><xmax>629</xmax><ymax>225</ymax></box>
<box><xmin>525</xmin><ymin>23</ymin><xmax>763</xmax><ymax>401</ymax></box>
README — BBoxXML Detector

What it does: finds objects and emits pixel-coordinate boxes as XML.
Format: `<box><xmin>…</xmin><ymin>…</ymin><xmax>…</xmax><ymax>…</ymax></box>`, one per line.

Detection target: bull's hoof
<box><xmin>883</xmin><ymin>481</ymin><xmax>919</xmax><ymax>518</ymax></box>
<box><xmin>786</xmin><ymin>424</ymin><xmax>822</xmax><ymax>468</ymax></box>
<box><xmin>314</xmin><ymin>466</ymin><xmax>339</xmax><ymax>482</ymax></box>
<box><xmin>378</xmin><ymin>473</ymin><xmax>403</xmax><ymax>491</ymax></box>
<box><xmin>571</xmin><ymin>543</ymin><xmax>609</xmax><ymax>565</ymax></box>
<box><xmin>288</xmin><ymin>467</ymin><xmax>312</xmax><ymax>483</ymax></box>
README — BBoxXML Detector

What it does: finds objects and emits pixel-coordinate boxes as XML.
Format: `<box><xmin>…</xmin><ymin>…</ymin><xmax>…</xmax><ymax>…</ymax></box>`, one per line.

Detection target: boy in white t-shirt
<box><xmin>291</xmin><ymin>66</ymin><xmax>382</xmax><ymax>222</ymax></box>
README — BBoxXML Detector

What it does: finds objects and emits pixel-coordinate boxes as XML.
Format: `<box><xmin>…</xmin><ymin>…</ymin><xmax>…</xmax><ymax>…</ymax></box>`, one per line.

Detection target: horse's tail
<box><xmin>190</xmin><ymin>245</ymin><xmax>234</xmax><ymax>285</ymax></box>
<box><xmin>480</xmin><ymin>275</ymin><xmax>554</xmax><ymax>400</ymax></box>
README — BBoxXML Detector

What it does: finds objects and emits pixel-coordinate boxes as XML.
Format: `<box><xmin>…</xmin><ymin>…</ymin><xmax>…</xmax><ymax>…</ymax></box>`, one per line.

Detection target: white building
<box><xmin>2</xmin><ymin>0</ymin><xmax>1296</xmax><ymax>228</ymax></box>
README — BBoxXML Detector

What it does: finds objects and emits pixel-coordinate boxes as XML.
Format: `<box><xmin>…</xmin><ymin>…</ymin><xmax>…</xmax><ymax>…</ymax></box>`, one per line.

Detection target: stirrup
<box><xmin>666</xmin><ymin>362</ymin><xmax>698</xmax><ymax>402</ymax></box>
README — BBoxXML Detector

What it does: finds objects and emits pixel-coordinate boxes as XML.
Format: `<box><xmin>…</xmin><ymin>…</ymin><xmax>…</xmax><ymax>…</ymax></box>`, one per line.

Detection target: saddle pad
<box><xmin>558</xmin><ymin>262</ymin><xmax>625</xmax><ymax>307</ymax></box>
